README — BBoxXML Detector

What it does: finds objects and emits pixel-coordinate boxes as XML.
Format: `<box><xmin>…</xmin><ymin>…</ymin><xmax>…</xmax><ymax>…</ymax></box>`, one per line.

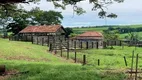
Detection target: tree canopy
<box><xmin>4</xmin><ymin>7</ymin><xmax>63</xmax><ymax>35</ymax></box>
<box><xmin>0</xmin><ymin>0</ymin><xmax>124</xmax><ymax>18</ymax></box>
<box><xmin>29</xmin><ymin>7</ymin><xmax>63</xmax><ymax>25</ymax></box>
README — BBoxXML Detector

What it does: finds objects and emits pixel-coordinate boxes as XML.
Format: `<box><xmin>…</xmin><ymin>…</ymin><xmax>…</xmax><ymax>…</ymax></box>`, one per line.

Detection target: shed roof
<box><xmin>74</xmin><ymin>31</ymin><xmax>103</xmax><ymax>40</ymax></box>
<box><xmin>19</xmin><ymin>25</ymin><xmax>63</xmax><ymax>33</ymax></box>
<box><xmin>78</xmin><ymin>31</ymin><xmax>103</xmax><ymax>37</ymax></box>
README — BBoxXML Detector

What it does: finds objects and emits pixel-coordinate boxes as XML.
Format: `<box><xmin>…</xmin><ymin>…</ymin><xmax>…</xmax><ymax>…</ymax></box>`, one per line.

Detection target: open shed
<box><xmin>73</xmin><ymin>31</ymin><xmax>104</xmax><ymax>49</ymax></box>
<box><xmin>18</xmin><ymin>25</ymin><xmax>66</xmax><ymax>47</ymax></box>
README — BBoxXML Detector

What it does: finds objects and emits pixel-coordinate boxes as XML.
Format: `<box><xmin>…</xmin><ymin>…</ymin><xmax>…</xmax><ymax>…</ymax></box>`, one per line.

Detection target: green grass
<box><xmin>59</xmin><ymin>46</ymin><xmax>142</xmax><ymax>70</ymax></box>
<box><xmin>119</xmin><ymin>32</ymin><xmax>142</xmax><ymax>39</ymax></box>
<box><xmin>73</xmin><ymin>27</ymin><xmax>107</xmax><ymax>34</ymax></box>
<box><xmin>0</xmin><ymin>38</ymin><xmax>128</xmax><ymax>80</ymax></box>
<box><xmin>72</xmin><ymin>24</ymin><xmax>142</xmax><ymax>34</ymax></box>
<box><xmin>0</xmin><ymin>39</ymin><xmax>70</xmax><ymax>63</ymax></box>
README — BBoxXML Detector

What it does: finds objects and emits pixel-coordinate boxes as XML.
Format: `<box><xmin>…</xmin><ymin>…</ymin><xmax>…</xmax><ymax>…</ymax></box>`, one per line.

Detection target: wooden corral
<box><xmin>106</xmin><ymin>40</ymin><xmax>122</xmax><ymax>46</ymax></box>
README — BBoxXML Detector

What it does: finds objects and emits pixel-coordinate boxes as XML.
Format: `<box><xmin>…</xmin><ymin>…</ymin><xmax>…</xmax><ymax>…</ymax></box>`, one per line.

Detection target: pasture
<box><xmin>0</xmin><ymin>38</ymin><xmax>128</xmax><ymax>80</ymax></box>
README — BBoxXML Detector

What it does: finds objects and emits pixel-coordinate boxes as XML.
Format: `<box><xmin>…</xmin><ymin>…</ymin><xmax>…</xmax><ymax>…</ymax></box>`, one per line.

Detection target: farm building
<box><xmin>18</xmin><ymin>25</ymin><xmax>67</xmax><ymax>48</ymax></box>
<box><xmin>71</xmin><ymin>31</ymin><xmax>104</xmax><ymax>49</ymax></box>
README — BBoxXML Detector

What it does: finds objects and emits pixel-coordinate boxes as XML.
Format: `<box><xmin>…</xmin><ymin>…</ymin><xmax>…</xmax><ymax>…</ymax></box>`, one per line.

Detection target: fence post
<box><xmin>49</xmin><ymin>43</ymin><xmax>52</xmax><ymax>51</ymax></box>
<box><xmin>37</xmin><ymin>36</ymin><xmax>38</xmax><ymax>45</ymax></box>
<box><xmin>135</xmin><ymin>54</ymin><xmax>139</xmax><ymax>80</ymax></box>
<box><xmin>83</xmin><ymin>55</ymin><xmax>86</xmax><ymax>65</ymax></box>
<box><xmin>130</xmin><ymin>50</ymin><xmax>135</xmax><ymax>78</ymax></box>
<box><xmin>0</xmin><ymin>65</ymin><xmax>6</xmax><ymax>75</ymax></box>
<box><xmin>75</xmin><ymin>51</ymin><xmax>77</xmax><ymax>63</ymax></box>
<box><xmin>115</xmin><ymin>40</ymin><xmax>117</xmax><ymax>45</ymax></box>
<box><xmin>92</xmin><ymin>42</ymin><xmax>94</xmax><ymax>48</ymax></box>
<box><xmin>32</xmin><ymin>36</ymin><xmax>33</xmax><ymax>44</ymax></box>
<box><xmin>47</xmin><ymin>36</ymin><xmax>50</xmax><ymax>46</ymax></box>
<box><xmin>60</xmin><ymin>40</ymin><xmax>62</xmax><ymax>57</ymax></box>
<box><xmin>124</xmin><ymin>56</ymin><xmax>127</xmax><ymax>66</ymax></box>
<box><xmin>107</xmin><ymin>40</ymin><xmax>109</xmax><ymax>46</ymax></box>
<box><xmin>80</xmin><ymin>41</ymin><xmax>82</xmax><ymax>49</ymax></box>
<box><xmin>42</xmin><ymin>38</ymin><xmax>44</xmax><ymax>46</ymax></box>
<box><xmin>67</xmin><ymin>39</ymin><xmax>69</xmax><ymax>59</ymax></box>
<box><xmin>25</xmin><ymin>36</ymin><xmax>28</xmax><ymax>41</ymax></box>
<box><xmin>120</xmin><ymin>40</ymin><xmax>122</xmax><ymax>46</ymax></box>
<box><xmin>74</xmin><ymin>41</ymin><xmax>76</xmax><ymax>49</ymax></box>
<box><xmin>86</xmin><ymin>41</ymin><xmax>88</xmax><ymax>49</ymax></box>
<box><xmin>98</xmin><ymin>59</ymin><xmax>100</xmax><ymax>66</ymax></box>
<box><xmin>96</xmin><ymin>41</ymin><xmax>99</xmax><ymax>49</ymax></box>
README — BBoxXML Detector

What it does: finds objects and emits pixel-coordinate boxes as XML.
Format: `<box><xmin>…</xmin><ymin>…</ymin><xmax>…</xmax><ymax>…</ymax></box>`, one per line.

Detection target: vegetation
<box><xmin>59</xmin><ymin>46</ymin><xmax>142</xmax><ymax>69</ymax></box>
<box><xmin>0</xmin><ymin>7</ymin><xmax>63</xmax><ymax>36</ymax></box>
<box><xmin>0</xmin><ymin>38</ymin><xmax>127</xmax><ymax>80</ymax></box>
<box><xmin>29</xmin><ymin>7</ymin><xmax>63</xmax><ymax>25</ymax></box>
<box><xmin>0</xmin><ymin>0</ymin><xmax>124</xmax><ymax>18</ymax></box>
<box><xmin>64</xmin><ymin>27</ymin><xmax>73</xmax><ymax>38</ymax></box>
<box><xmin>72</xmin><ymin>25</ymin><xmax>142</xmax><ymax>40</ymax></box>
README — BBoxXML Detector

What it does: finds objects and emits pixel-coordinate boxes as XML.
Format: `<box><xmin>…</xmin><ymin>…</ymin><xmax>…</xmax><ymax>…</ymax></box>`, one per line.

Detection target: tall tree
<box><xmin>6</xmin><ymin>10</ymin><xmax>30</xmax><ymax>35</ymax></box>
<box><xmin>29</xmin><ymin>7</ymin><xmax>63</xmax><ymax>25</ymax></box>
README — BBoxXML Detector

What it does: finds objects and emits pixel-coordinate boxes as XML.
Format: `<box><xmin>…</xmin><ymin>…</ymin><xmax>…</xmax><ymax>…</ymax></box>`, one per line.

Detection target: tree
<box><xmin>64</xmin><ymin>27</ymin><xmax>73</xmax><ymax>38</ymax></box>
<box><xmin>4</xmin><ymin>8</ymin><xmax>31</xmax><ymax>35</ymax></box>
<box><xmin>0</xmin><ymin>0</ymin><xmax>124</xmax><ymax>18</ymax></box>
<box><xmin>5</xmin><ymin>7</ymin><xmax>63</xmax><ymax>34</ymax></box>
<box><xmin>29</xmin><ymin>7</ymin><xmax>63</xmax><ymax>25</ymax></box>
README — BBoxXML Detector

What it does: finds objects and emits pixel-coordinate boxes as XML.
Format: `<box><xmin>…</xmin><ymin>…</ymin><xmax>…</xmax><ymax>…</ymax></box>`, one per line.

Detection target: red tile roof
<box><xmin>78</xmin><ymin>31</ymin><xmax>103</xmax><ymax>37</ymax></box>
<box><xmin>74</xmin><ymin>31</ymin><xmax>103</xmax><ymax>40</ymax></box>
<box><xmin>19</xmin><ymin>25</ymin><xmax>62</xmax><ymax>33</ymax></box>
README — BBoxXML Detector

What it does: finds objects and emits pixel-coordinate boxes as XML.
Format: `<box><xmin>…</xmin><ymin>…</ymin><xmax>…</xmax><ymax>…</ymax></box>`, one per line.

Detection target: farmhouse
<box><xmin>74</xmin><ymin>31</ymin><xmax>104</xmax><ymax>49</ymax></box>
<box><xmin>19</xmin><ymin>25</ymin><xmax>66</xmax><ymax>46</ymax></box>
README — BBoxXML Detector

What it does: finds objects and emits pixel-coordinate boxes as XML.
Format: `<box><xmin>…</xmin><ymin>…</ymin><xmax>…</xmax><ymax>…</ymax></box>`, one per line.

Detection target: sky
<box><xmin>22</xmin><ymin>0</ymin><xmax>142</xmax><ymax>27</ymax></box>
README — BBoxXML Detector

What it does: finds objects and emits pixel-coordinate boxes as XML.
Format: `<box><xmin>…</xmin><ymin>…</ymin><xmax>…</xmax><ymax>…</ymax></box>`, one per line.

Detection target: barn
<box><xmin>18</xmin><ymin>25</ymin><xmax>67</xmax><ymax>47</ymax></box>
<box><xmin>73</xmin><ymin>31</ymin><xmax>104</xmax><ymax>49</ymax></box>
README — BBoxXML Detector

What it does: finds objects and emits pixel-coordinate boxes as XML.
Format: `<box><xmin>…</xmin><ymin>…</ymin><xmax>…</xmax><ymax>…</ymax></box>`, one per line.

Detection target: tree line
<box><xmin>106</xmin><ymin>27</ymin><xmax>142</xmax><ymax>34</ymax></box>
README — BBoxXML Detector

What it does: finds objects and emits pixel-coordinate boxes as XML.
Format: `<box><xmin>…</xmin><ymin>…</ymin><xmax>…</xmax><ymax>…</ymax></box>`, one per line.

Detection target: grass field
<box><xmin>72</xmin><ymin>24</ymin><xmax>142</xmax><ymax>34</ymax></box>
<box><xmin>0</xmin><ymin>38</ymin><xmax>128</xmax><ymax>80</ymax></box>
<box><xmin>119</xmin><ymin>32</ymin><xmax>142</xmax><ymax>39</ymax></box>
<box><xmin>59</xmin><ymin>46</ymin><xmax>142</xmax><ymax>69</ymax></box>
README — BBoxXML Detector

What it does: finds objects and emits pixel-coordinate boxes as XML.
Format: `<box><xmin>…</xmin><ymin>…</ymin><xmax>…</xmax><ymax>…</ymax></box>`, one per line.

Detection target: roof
<box><xmin>75</xmin><ymin>31</ymin><xmax>103</xmax><ymax>40</ymax></box>
<box><xmin>78</xmin><ymin>31</ymin><xmax>103</xmax><ymax>37</ymax></box>
<box><xmin>19</xmin><ymin>25</ymin><xmax>63</xmax><ymax>33</ymax></box>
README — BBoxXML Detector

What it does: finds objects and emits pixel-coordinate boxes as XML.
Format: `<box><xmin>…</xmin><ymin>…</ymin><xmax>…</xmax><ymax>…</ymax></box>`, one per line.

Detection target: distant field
<box><xmin>72</xmin><ymin>24</ymin><xmax>142</xmax><ymax>40</ymax></box>
<box><xmin>72</xmin><ymin>24</ymin><xmax>142</xmax><ymax>34</ymax></box>
<box><xmin>119</xmin><ymin>32</ymin><xmax>142</xmax><ymax>39</ymax></box>
<box><xmin>73</xmin><ymin>27</ymin><xmax>107</xmax><ymax>34</ymax></box>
